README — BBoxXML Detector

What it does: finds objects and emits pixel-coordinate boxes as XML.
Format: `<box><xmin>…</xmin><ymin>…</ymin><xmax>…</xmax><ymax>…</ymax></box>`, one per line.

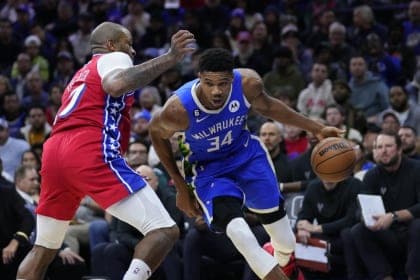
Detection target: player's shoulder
<box><xmin>235</xmin><ymin>68</ymin><xmax>261</xmax><ymax>80</ymax></box>
<box><xmin>159</xmin><ymin>95</ymin><xmax>188</xmax><ymax>129</ymax></box>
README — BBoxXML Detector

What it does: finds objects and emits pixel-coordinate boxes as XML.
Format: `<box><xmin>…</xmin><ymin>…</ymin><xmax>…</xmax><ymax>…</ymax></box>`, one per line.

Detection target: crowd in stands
<box><xmin>1</xmin><ymin>0</ymin><xmax>420</xmax><ymax>279</ymax></box>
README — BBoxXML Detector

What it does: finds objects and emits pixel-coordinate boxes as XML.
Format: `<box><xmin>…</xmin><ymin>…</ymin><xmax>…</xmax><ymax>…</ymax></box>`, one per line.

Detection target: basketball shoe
<box><xmin>263</xmin><ymin>242</ymin><xmax>305</xmax><ymax>280</ymax></box>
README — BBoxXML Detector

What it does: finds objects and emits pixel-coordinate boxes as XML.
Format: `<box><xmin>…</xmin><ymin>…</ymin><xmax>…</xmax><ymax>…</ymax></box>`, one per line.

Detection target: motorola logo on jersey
<box><xmin>229</xmin><ymin>100</ymin><xmax>240</xmax><ymax>112</ymax></box>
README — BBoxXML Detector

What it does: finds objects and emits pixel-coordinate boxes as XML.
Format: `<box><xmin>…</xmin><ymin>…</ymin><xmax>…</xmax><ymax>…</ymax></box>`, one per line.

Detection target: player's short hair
<box><xmin>198</xmin><ymin>48</ymin><xmax>234</xmax><ymax>73</ymax></box>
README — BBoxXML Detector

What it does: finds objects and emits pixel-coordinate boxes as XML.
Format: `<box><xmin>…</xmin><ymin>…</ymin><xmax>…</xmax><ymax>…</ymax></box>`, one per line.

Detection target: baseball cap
<box><xmin>0</xmin><ymin>118</ymin><xmax>8</xmax><ymax>129</ymax></box>
<box><xmin>24</xmin><ymin>35</ymin><xmax>41</xmax><ymax>47</ymax></box>
<box><xmin>134</xmin><ymin>110</ymin><xmax>151</xmax><ymax>122</ymax></box>
<box><xmin>57</xmin><ymin>51</ymin><xmax>73</xmax><ymax>60</ymax></box>
<box><xmin>236</xmin><ymin>31</ymin><xmax>252</xmax><ymax>43</ymax></box>
<box><xmin>281</xmin><ymin>23</ymin><xmax>298</xmax><ymax>36</ymax></box>
<box><xmin>231</xmin><ymin>8</ymin><xmax>245</xmax><ymax>19</ymax></box>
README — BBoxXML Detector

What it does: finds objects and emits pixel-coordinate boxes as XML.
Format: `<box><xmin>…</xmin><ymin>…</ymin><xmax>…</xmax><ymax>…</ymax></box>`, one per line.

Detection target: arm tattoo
<box><xmin>117</xmin><ymin>54</ymin><xmax>176</xmax><ymax>93</ymax></box>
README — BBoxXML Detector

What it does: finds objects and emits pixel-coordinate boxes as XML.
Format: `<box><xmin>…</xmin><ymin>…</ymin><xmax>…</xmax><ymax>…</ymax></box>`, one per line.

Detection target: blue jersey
<box><xmin>176</xmin><ymin>70</ymin><xmax>251</xmax><ymax>164</ymax></box>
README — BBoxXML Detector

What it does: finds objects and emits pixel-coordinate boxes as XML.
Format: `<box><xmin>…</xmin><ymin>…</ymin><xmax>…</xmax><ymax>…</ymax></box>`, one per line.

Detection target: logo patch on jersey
<box><xmin>229</xmin><ymin>100</ymin><xmax>240</xmax><ymax>112</ymax></box>
<box><xmin>196</xmin><ymin>115</ymin><xmax>210</xmax><ymax>123</ymax></box>
<box><xmin>194</xmin><ymin>109</ymin><xmax>200</xmax><ymax>117</ymax></box>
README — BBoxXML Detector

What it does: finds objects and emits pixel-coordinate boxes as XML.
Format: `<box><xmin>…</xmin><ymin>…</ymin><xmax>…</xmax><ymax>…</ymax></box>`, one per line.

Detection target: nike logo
<box><xmin>196</xmin><ymin>115</ymin><xmax>210</xmax><ymax>123</ymax></box>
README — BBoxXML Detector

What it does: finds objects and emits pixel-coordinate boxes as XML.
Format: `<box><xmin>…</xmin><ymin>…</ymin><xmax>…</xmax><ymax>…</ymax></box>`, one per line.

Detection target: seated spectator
<box><xmin>331</xmin><ymin>80</ymin><xmax>367</xmax><ymax>135</ymax></box>
<box><xmin>1</xmin><ymin>91</ymin><xmax>26</xmax><ymax>138</ymax></box>
<box><xmin>21</xmin><ymin>72</ymin><xmax>49</xmax><ymax>109</ymax></box>
<box><xmin>398</xmin><ymin>125</ymin><xmax>420</xmax><ymax>160</ymax></box>
<box><xmin>325</xmin><ymin>104</ymin><xmax>363</xmax><ymax>143</ymax></box>
<box><xmin>130</xmin><ymin>109</ymin><xmax>151</xmax><ymax>145</ymax></box>
<box><xmin>343</xmin><ymin>132</ymin><xmax>420</xmax><ymax>279</ymax></box>
<box><xmin>21</xmin><ymin>149</ymin><xmax>41</xmax><ymax>171</ymax></box>
<box><xmin>284</xmin><ymin>125</ymin><xmax>309</xmax><ymax>160</ymax></box>
<box><xmin>0</xmin><ymin>185</ymin><xmax>34</xmax><ymax>280</ymax></box>
<box><xmin>45</xmin><ymin>84</ymin><xmax>63</xmax><ymax>125</ymax></box>
<box><xmin>126</xmin><ymin>140</ymin><xmax>149</xmax><ymax>170</ymax></box>
<box><xmin>259</xmin><ymin>121</ymin><xmax>289</xmax><ymax>183</ymax></box>
<box><xmin>19</xmin><ymin>105</ymin><xmax>51</xmax><ymax>147</ymax></box>
<box><xmin>137</xmin><ymin>86</ymin><xmax>162</xmax><ymax>117</ymax></box>
<box><xmin>381</xmin><ymin>85</ymin><xmax>420</xmax><ymax>135</ymax></box>
<box><xmin>296</xmin><ymin>177</ymin><xmax>365</xmax><ymax>279</ymax></box>
<box><xmin>348</xmin><ymin>55</ymin><xmax>389</xmax><ymax>123</ymax></box>
<box><xmin>380</xmin><ymin>111</ymin><xmax>400</xmax><ymax>134</ymax></box>
<box><xmin>297</xmin><ymin>62</ymin><xmax>335</xmax><ymax>118</ymax></box>
<box><xmin>0</xmin><ymin>117</ymin><xmax>30</xmax><ymax>180</ymax></box>
<box><xmin>263</xmin><ymin>46</ymin><xmax>305</xmax><ymax>104</ymax></box>
<box><xmin>14</xmin><ymin>166</ymin><xmax>87</xmax><ymax>280</ymax></box>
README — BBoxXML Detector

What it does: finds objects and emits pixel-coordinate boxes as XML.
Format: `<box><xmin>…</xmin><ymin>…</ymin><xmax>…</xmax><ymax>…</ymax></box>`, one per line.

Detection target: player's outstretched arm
<box><xmin>240</xmin><ymin>68</ymin><xmax>343</xmax><ymax>139</ymax></box>
<box><xmin>149</xmin><ymin>96</ymin><xmax>201</xmax><ymax>217</ymax></box>
<box><xmin>103</xmin><ymin>30</ymin><xmax>195</xmax><ymax>97</ymax></box>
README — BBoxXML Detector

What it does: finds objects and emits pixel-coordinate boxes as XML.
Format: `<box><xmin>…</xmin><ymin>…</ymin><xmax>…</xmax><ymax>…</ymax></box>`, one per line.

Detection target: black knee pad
<box><xmin>255</xmin><ymin>206</ymin><xmax>287</xmax><ymax>225</ymax></box>
<box><xmin>212</xmin><ymin>196</ymin><xmax>244</xmax><ymax>232</ymax></box>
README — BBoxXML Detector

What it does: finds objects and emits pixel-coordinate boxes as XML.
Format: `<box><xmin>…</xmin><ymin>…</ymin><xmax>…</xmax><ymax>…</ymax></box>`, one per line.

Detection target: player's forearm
<box><xmin>150</xmin><ymin>133</ymin><xmax>184</xmax><ymax>185</ymax></box>
<box><xmin>108</xmin><ymin>53</ymin><xmax>178</xmax><ymax>97</ymax></box>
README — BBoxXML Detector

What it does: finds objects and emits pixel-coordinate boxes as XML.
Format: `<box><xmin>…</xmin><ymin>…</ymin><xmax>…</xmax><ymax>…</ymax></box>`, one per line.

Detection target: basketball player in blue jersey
<box><xmin>149</xmin><ymin>48</ymin><xmax>343</xmax><ymax>280</ymax></box>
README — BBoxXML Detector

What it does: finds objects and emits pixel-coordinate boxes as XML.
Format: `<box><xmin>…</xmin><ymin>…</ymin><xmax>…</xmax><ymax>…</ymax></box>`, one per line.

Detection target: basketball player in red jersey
<box><xmin>17</xmin><ymin>22</ymin><xmax>195</xmax><ymax>280</ymax></box>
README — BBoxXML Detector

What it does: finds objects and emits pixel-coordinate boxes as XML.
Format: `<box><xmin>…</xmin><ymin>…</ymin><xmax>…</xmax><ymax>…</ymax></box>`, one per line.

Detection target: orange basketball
<box><xmin>311</xmin><ymin>137</ymin><xmax>357</xmax><ymax>182</ymax></box>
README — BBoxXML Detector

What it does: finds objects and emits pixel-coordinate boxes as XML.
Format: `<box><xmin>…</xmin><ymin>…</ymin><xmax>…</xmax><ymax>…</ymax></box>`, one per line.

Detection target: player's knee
<box><xmin>226</xmin><ymin>218</ymin><xmax>255</xmax><ymax>247</ymax></box>
<box><xmin>212</xmin><ymin>196</ymin><xmax>244</xmax><ymax>232</ymax></box>
<box><xmin>156</xmin><ymin>224</ymin><xmax>180</xmax><ymax>245</ymax></box>
<box><xmin>255</xmin><ymin>207</ymin><xmax>287</xmax><ymax>225</ymax></box>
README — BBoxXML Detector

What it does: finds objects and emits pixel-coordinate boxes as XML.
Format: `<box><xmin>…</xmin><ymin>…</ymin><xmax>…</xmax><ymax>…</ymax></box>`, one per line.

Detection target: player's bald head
<box><xmin>90</xmin><ymin>22</ymin><xmax>128</xmax><ymax>54</ymax></box>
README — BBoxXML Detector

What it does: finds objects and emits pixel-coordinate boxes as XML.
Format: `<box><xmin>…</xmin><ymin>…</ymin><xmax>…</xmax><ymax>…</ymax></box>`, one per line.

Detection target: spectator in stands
<box><xmin>363</xmin><ymin>33</ymin><xmax>401</xmax><ymax>86</ymax></box>
<box><xmin>68</xmin><ymin>12</ymin><xmax>94</xmax><ymax>66</ymax></box>
<box><xmin>19</xmin><ymin>105</ymin><xmax>51</xmax><ymax>147</ymax></box>
<box><xmin>126</xmin><ymin>140</ymin><xmax>149</xmax><ymax>170</ymax></box>
<box><xmin>306</xmin><ymin>9</ymin><xmax>336</xmax><ymax>49</ymax></box>
<box><xmin>1</xmin><ymin>91</ymin><xmax>26</xmax><ymax>138</ymax></box>
<box><xmin>12</xmin><ymin>4</ymin><xmax>34</xmax><ymax>43</ymax></box>
<box><xmin>263</xmin><ymin>46</ymin><xmax>305</xmax><ymax>104</ymax></box>
<box><xmin>250</xmin><ymin>21</ymin><xmax>275</xmax><ymax>76</ymax></box>
<box><xmin>48</xmin><ymin>1</ymin><xmax>78</xmax><ymax>38</ymax></box>
<box><xmin>349</xmin><ymin>5</ymin><xmax>388</xmax><ymax>48</ymax></box>
<box><xmin>348</xmin><ymin>55</ymin><xmax>389</xmax><ymax>123</ymax></box>
<box><xmin>284</xmin><ymin>125</ymin><xmax>309</xmax><ymax>160</ymax></box>
<box><xmin>14</xmin><ymin>165</ymin><xmax>87</xmax><ymax>280</ymax></box>
<box><xmin>0</xmin><ymin>117</ymin><xmax>29</xmax><ymax>180</ymax></box>
<box><xmin>233</xmin><ymin>31</ymin><xmax>263</xmax><ymax>73</ymax></box>
<box><xmin>21</xmin><ymin>150</ymin><xmax>41</xmax><ymax>171</ymax></box>
<box><xmin>381</xmin><ymin>85</ymin><xmax>420</xmax><ymax>135</ymax></box>
<box><xmin>327</xmin><ymin>22</ymin><xmax>353</xmax><ymax>73</ymax></box>
<box><xmin>138</xmin><ymin>86</ymin><xmax>162</xmax><ymax>117</ymax></box>
<box><xmin>51</xmin><ymin>51</ymin><xmax>76</xmax><ymax>88</ymax></box>
<box><xmin>402</xmin><ymin>1</ymin><xmax>420</xmax><ymax>57</ymax></box>
<box><xmin>0</xmin><ymin>184</ymin><xmax>34</xmax><ymax>280</ymax></box>
<box><xmin>226</xmin><ymin>8</ymin><xmax>248</xmax><ymax>52</ymax></box>
<box><xmin>343</xmin><ymin>132</ymin><xmax>420</xmax><ymax>280</ymax></box>
<box><xmin>380</xmin><ymin>111</ymin><xmax>401</xmax><ymax>134</ymax></box>
<box><xmin>21</xmin><ymin>34</ymin><xmax>50</xmax><ymax>82</ymax></box>
<box><xmin>121</xmin><ymin>0</ymin><xmax>150</xmax><ymax>38</ymax></box>
<box><xmin>331</xmin><ymin>80</ymin><xmax>367</xmax><ymax>135</ymax></box>
<box><xmin>0</xmin><ymin>75</ymin><xmax>13</xmax><ymax>113</ymax></box>
<box><xmin>281</xmin><ymin>23</ymin><xmax>313</xmax><ymax>81</ymax></box>
<box><xmin>10</xmin><ymin>53</ymin><xmax>33</xmax><ymax>99</ymax></box>
<box><xmin>259</xmin><ymin>121</ymin><xmax>289</xmax><ymax>183</ymax></box>
<box><xmin>297</xmin><ymin>62</ymin><xmax>335</xmax><ymax>118</ymax></box>
<box><xmin>21</xmin><ymin>71</ymin><xmax>49</xmax><ymax>109</ymax></box>
<box><xmin>0</xmin><ymin>19</ymin><xmax>20</xmax><ymax>75</ymax></box>
<box><xmin>398</xmin><ymin>125</ymin><xmax>420</xmax><ymax>160</ymax></box>
<box><xmin>45</xmin><ymin>84</ymin><xmax>63</xmax><ymax>125</ymax></box>
<box><xmin>296</xmin><ymin>176</ymin><xmax>365</xmax><ymax>279</ymax></box>
<box><xmin>325</xmin><ymin>104</ymin><xmax>363</xmax><ymax>143</ymax></box>
<box><xmin>130</xmin><ymin>109</ymin><xmax>152</xmax><ymax>146</ymax></box>
<box><xmin>29</xmin><ymin>22</ymin><xmax>57</xmax><ymax>64</ymax></box>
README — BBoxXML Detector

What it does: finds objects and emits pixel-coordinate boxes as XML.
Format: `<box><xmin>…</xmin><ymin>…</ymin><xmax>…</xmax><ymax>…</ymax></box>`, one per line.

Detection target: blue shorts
<box><xmin>190</xmin><ymin>136</ymin><xmax>284</xmax><ymax>224</ymax></box>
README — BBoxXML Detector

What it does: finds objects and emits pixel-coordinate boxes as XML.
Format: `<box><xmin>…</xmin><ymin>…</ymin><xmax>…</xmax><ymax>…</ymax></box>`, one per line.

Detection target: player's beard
<box><xmin>378</xmin><ymin>153</ymin><xmax>400</xmax><ymax>168</ymax></box>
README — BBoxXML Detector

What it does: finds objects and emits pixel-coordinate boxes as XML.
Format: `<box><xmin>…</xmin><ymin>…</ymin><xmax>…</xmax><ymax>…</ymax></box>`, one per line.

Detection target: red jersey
<box><xmin>53</xmin><ymin>54</ymin><xmax>134</xmax><ymax>155</ymax></box>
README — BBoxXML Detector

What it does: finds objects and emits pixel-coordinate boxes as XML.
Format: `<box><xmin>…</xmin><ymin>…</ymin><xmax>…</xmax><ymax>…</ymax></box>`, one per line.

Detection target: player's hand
<box><xmin>168</xmin><ymin>30</ymin><xmax>196</xmax><ymax>61</ymax></box>
<box><xmin>176</xmin><ymin>188</ymin><xmax>202</xmax><ymax>218</ymax></box>
<box><xmin>58</xmin><ymin>247</ymin><xmax>85</xmax><ymax>265</ymax></box>
<box><xmin>315</xmin><ymin>126</ymin><xmax>345</xmax><ymax>141</ymax></box>
<box><xmin>2</xmin><ymin>239</ymin><xmax>18</xmax><ymax>264</ymax></box>
<box><xmin>369</xmin><ymin>213</ymin><xmax>393</xmax><ymax>231</ymax></box>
